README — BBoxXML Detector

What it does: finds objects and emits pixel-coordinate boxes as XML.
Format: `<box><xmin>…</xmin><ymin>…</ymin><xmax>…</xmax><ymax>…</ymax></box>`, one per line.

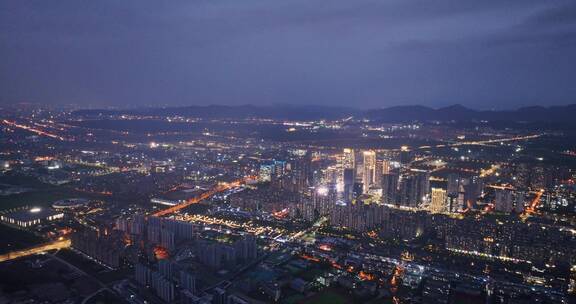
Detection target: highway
<box><xmin>1</xmin><ymin>119</ymin><xmax>68</xmax><ymax>141</ymax></box>
<box><xmin>152</xmin><ymin>177</ymin><xmax>253</xmax><ymax>217</ymax></box>
<box><xmin>526</xmin><ymin>189</ymin><xmax>545</xmax><ymax>214</ymax></box>
<box><xmin>416</xmin><ymin>134</ymin><xmax>543</xmax><ymax>150</ymax></box>
<box><xmin>0</xmin><ymin>239</ymin><xmax>71</xmax><ymax>262</ymax></box>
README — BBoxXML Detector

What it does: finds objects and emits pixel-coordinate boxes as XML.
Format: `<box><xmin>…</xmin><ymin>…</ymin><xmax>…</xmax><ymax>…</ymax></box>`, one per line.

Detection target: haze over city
<box><xmin>1</xmin><ymin>2</ymin><xmax>576</xmax><ymax>304</ymax></box>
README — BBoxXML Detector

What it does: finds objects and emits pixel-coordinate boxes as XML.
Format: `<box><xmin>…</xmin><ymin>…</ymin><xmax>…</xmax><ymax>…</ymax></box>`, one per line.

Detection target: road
<box><xmin>152</xmin><ymin>177</ymin><xmax>253</xmax><ymax>217</ymax></box>
<box><xmin>416</xmin><ymin>134</ymin><xmax>543</xmax><ymax>150</ymax></box>
<box><xmin>1</xmin><ymin>119</ymin><xmax>68</xmax><ymax>141</ymax></box>
<box><xmin>0</xmin><ymin>239</ymin><xmax>71</xmax><ymax>262</ymax></box>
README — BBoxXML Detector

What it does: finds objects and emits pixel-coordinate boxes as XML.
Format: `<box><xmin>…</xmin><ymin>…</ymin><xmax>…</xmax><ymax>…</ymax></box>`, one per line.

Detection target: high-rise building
<box><xmin>381</xmin><ymin>171</ymin><xmax>399</xmax><ymax>205</ymax></box>
<box><xmin>147</xmin><ymin>226</ymin><xmax>161</xmax><ymax>244</ymax></box>
<box><xmin>447</xmin><ymin>174</ymin><xmax>460</xmax><ymax>196</ymax></box>
<box><xmin>198</xmin><ymin>243</ymin><xmax>222</xmax><ymax>269</ymax></box>
<box><xmin>362</xmin><ymin>150</ymin><xmax>376</xmax><ymax>193</ymax></box>
<box><xmin>495</xmin><ymin>189</ymin><xmax>514</xmax><ymax>213</ymax></box>
<box><xmin>115</xmin><ymin>217</ymin><xmax>129</xmax><ymax>232</ymax></box>
<box><xmin>374</xmin><ymin>158</ymin><xmax>383</xmax><ymax>186</ymax></box>
<box><xmin>161</xmin><ymin>228</ymin><xmax>175</xmax><ymax>250</ymax></box>
<box><xmin>330</xmin><ymin>203</ymin><xmax>390</xmax><ymax>232</ymax></box>
<box><xmin>399</xmin><ymin>171</ymin><xmax>430</xmax><ymax>208</ymax></box>
<box><xmin>274</xmin><ymin>160</ymin><xmax>287</xmax><ymax>177</ymax></box>
<box><xmin>430</xmin><ymin>187</ymin><xmax>448</xmax><ymax>213</ymax></box>
<box><xmin>234</xmin><ymin>235</ymin><xmax>257</xmax><ymax>262</ymax></box>
<box><xmin>258</xmin><ymin>164</ymin><xmax>274</xmax><ymax>182</ymax></box>
<box><xmin>158</xmin><ymin>259</ymin><xmax>173</xmax><ymax>278</ymax></box>
<box><xmin>353</xmin><ymin>182</ymin><xmax>364</xmax><ymax>200</ymax></box>
<box><xmin>343</xmin><ymin>168</ymin><xmax>355</xmax><ymax>202</ymax></box>
<box><xmin>292</xmin><ymin>154</ymin><xmax>311</xmax><ymax>193</ymax></box>
<box><xmin>463</xmin><ymin>176</ymin><xmax>483</xmax><ymax>209</ymax></box>
<box><xmin>382</xmin><ymin>159</ymin><xmax>391</xmax><ymax>175</ymax></box>
<box><xmin>313</xmin><ymin>184</ymin><xmax>337</xmax><ymax>217</ymax></box>
<box><xmin>323</xmin><ymin>166</ymin><xmax>339</xmax><ymax>185</ymax></box>
<box><xmin>71</xmin><ymin>230</ymin><xmax>123</xmax><ymax>268</ymax></box>
<box><xmin>130</xmin><ymin>214</ymin><xmax>145</xmax><ymax>236</ymax></box>
<box><xmin>135</xmin><ymin>263</ymin><xmax>151</xmax><ymax>286</ymax></box>
<box><xmin>179</xmin><ymin>270</ymin><xmax>196</xmax><ymax>295</ymax></box>
<box><xmin>400</xmin><ymin>146</ymin><xmax>412</xmax><ymax>165</ymax></box>
<box><xmin>514</xmin><ymin>191</ymin><xmax>526</xmax><ymax>213</ymax></box>
<box><xmin>342</xmin><ymin>148</ymin><xmax>355</xmax><ymax>170</ymax></box>
<box><xmin>151</xmin><ymin>270</ymin><xmax>175</xmax><ymax>302</ymax></box>
<box><xmin>456</xmin><ymin>184</ymin><xmax>466</xmax><ymax>212</ymax></box>
<box><xmin>531</xmin><ymin>166</ymin><xmax>545</xmax><ymax>190</ymax></box>
<box><xmin>447</xmin><ymin>195</ymin><xmax>457</xmax><ymax>213</ymax></box>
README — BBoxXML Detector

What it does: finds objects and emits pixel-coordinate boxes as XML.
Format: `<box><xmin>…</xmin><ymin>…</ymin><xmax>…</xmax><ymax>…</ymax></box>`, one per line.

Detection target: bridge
<box><xmin>151</xmin><ymin>176</ymin><xmax>254</xmax><ymax>217</ymax></box>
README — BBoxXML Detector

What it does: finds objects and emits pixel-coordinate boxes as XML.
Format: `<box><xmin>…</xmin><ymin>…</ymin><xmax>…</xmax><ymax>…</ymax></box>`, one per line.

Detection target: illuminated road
<box><xmin>0</xmin><ymin>239</ymin><xmax>71</xmax><ymax>262</ymax></box>
<box><xmin>1</xmin><ymin>119</ymin><xmax>68</xmax><ymax>141</ymax></box>
<box><xmin>449</xmin><ymin>134</ymin><xmax>542</xmax><ymax>147</ymax></box>
<box><xmin>288</xmin><ymin>216</ymin><xmax>327</xmax><ymax>243</ymax></box>
<box><xmin>152</xmin><ymin>177</ymin><xmax>253</xmax><ymax>217</ymax></box>
<box><xmin>416</xmin><ymin>134</ymin><xmax>543</xmax><ymax>150</ymax></box>
<box><xmin>519</xmin><ymin>190</ymin><xmax>544</xmax><ymax>221</ymax></box>
<box><xmin>526</xmin><ymin>189</ymin><xmax>544</xmax><ymax>214</ymax></box>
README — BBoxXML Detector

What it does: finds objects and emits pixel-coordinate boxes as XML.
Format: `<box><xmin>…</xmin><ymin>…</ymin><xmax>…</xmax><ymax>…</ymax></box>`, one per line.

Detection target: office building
<box><xmin>362</xmin><ymin>150</ymin><xmax>376</xmax><ymax>193</ymax></box>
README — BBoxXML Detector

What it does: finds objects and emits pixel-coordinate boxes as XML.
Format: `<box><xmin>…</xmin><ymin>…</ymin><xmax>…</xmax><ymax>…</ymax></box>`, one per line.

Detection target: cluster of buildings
<box><xmin>197</xmin><ymin>236</ymin><xmax>258</xmax><ymax>269</ymax></box>
<box><xmin>134</xmin><ymin>261</ymin><xmax>195</xmax><ymax>303</ymax></box>
<box><xmin>2</xmin><ymin>106</ymin><xmax>576</xmax><ymax>303</ymax></box>
<box><xmin>71</xmin><ymin>229</ymin><xmax>126</xmax><ymax>268</ymax></box>
<box><xmin>259</xmin><ymin>147</ymin><xmax>571</xmax><ymax>231</ymax></box>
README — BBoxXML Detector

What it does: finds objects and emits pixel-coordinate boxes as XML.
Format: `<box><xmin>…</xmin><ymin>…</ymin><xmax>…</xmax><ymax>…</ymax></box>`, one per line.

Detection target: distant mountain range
<box><xmin>73</xmin><ymin>105</ymin><xmax>355</xmax><ymax>121</ymax></box>
<box><xmin>73</xmin><ymin>104</ymin><xmax>576</xmax><ymax>123</ymax></box>
<box><xmin>365</xmin><ymin>104</ymin><xmax>576</xmax><ymax>123</ymax></box>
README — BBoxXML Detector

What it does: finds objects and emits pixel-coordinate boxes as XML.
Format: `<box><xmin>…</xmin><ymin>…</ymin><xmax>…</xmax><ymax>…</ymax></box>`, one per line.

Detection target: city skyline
<box><xmin>1</xmin><ymin>100</ymin><xmax>575</xmax><ymax>303</ymax></box>
<box><xmin>1</xmin><ymin>2</ymin><xmax>576</xmax><ymax>303</ymax></box>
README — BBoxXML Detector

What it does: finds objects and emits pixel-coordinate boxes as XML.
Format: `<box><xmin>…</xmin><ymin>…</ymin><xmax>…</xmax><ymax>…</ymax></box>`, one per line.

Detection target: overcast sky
<box><xmin>1</xmin><ymin>0</ymin><xmax>575</xmax><ymax>109</ymax></box>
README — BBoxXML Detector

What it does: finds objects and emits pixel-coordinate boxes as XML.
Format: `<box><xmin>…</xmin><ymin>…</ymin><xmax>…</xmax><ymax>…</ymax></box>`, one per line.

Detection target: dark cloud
<box><xmin>523</xmin><ymin>2</ymin><xmax>576</xmax><ymax>28</ymax></box>
<box><xmin>0</xmin><ymin>0</ymin><xmax>575</xmax><ymax>109</ymax></box>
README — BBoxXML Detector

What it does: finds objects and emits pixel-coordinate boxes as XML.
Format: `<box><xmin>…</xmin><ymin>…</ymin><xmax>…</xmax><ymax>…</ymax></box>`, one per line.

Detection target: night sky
<box><xmin>1</xmin><ymin>0</ymin><xmax>575</xmax><ymax>109</ymax></box>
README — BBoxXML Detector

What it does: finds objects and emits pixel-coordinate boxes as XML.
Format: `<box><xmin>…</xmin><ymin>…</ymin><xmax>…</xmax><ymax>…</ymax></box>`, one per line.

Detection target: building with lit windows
<box><xmin>362</xmin><ymin>150</ymin><xmax>376</xmax><ymax>193</ymax></box>
<box><xmin>342</xmin><ymin>148</ymin><xmax>355</xmax><ymax>170</ymax></box>
<box><xmin>0</xmin><ymin>207</ymin><xmax>63</xmax><ymax>228</ymax></box>
<box><xmin>258</xmin><ymin>164</ymin><xmax>274</xmax><ymax>182</ymax></box>
<box><xmin>430</xmin><ymin>187</ymin><xmax>448</xmax><ymax>213</ymax></box>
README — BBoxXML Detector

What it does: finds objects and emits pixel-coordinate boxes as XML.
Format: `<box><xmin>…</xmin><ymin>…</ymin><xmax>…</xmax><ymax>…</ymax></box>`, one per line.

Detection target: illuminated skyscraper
<box><xmin>313</xmin><ymin>184</ymin><xmax>337</xmax><ymax>217</ymax></box>
<box><xmin>400</xmin><ymin>146</ymin><xmax>412</xmax><ymax>165</ymax></box>
<box><xmin>374</xmin><ymin>159</ymin><xmax>383</xmax><ymax>186</ymax></box>
<box><xmin>258</xmin><ymin>164</ymin><xmax>274</xmax><ymax>182</ymax></box>
<box><xmin>430</xmin><ymin>187</ymin><xmax>447</xmax><ymax>213</ymax></box>
<box><xmin>342</xmin><ymin>148</ymin><xmax>355</xmax><ymax>169</ymax></box>
<box><xmin>382</xmin><ymin>159</ymin><xmax>391</xmax><ymax>175</ymax></box>
<box><xmin>362</xmin><ymin>150</ymin><xmax>376</xmax><ymax>193</ymax></box>
<box><xmin>274</xmin><ymin>160</ymin><xmax>286</xmax><ymax>177</ymax></box>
